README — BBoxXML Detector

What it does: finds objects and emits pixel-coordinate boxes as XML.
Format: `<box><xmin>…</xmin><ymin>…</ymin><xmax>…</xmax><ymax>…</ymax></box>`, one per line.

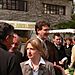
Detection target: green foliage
<box><xmin>71</xmin><ymin>14</ymin><xmax>75</xmax><ymax>20</ymax></box>
<box><xmin>55</xmin><ymin>20</ymin><xmax>75</xmax><ymax>29</ymax></box>
<box><xmin>65</xmin><ymin>67</ymin><xmax>74</xmax><ymax>75</ymax></box>
<box><xmin>54</xmin><ymin>13</ymin><xmax>75</xmax><ymax>29</ymax></box>
<box><xmin>68</xmin><ymin>68</ymin><xmax>74</xmax><ymax>75</ymax></box>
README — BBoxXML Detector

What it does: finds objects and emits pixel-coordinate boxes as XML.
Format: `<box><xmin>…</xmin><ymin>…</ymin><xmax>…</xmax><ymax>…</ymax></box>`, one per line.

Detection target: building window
<box><xmin>43</xmin><ymin>3</ymin><xmax>65</xmax><ymax>15</ymax></box>
<box><xmin>0</xmin><ymin>0</ymin><xmax>2</xmax><ymax>8</ymax></box>
<box><xmin>0</xmin><ymin>0</ymin><xmax>27</xmax><ymax>11</ymax></box>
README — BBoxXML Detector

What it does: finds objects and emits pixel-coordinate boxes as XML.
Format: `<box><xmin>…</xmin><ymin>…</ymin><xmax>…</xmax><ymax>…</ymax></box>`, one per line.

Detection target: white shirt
<box><xmin>25</xmin><ymin>57</ymin><xmax>46</xmax><ymax>75</ymax></box>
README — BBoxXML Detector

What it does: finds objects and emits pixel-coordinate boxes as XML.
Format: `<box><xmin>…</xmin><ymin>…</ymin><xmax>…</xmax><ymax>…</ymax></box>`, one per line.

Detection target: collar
<box><xmin>36</xmin><ymin>35</ymin><xmax>49</xmax><ymax>42</ymax></box>
<box><xmin>36</xmin><ymin>35</ymin><xmax>44</xmax><ymax>42</ymax></box>
<box><xmin>25</xmin><ymin>57</ymin><xmax>46</xmax><ymax>68</ymax></box>
<box><xmin>54</xmin><ymin>43</ymin><xmax>60</xmax><ymax>47</ymax></box>
<box><xmin>36</xmin><ymin>35</ymin><xmax>48</xmax><ymax>51</ymax></box>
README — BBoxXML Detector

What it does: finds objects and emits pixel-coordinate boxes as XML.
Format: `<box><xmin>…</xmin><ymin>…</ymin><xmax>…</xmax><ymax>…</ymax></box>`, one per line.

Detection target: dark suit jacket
<box><xmin>11</xmin><ymin>50</ymin><xmax>23</xmax><ymax>63</ymax></box>
<box><xmin>64</xmin><ymin>45</ymin><xmax>73</xmax><ymax>65</ymax></box>
<box><xmin>54</xmin><ymin>45</ymin><xmax>66</xmax><ymax>61</ymax></box>
<box><xmin>0</xmin><ymin>48</ymin><xmax>22</xmax><ymax>75</ymax></box>
<box><xmin>45</xmin><ymin>40</ymin><xmax>59</xmax><ymax>64</ymax></box>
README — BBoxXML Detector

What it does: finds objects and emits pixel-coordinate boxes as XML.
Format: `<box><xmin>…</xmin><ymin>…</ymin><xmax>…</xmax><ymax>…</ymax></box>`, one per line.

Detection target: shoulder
<box><xmin>20</xmin><ymin>61</ymin><xmax>31</xmax><ymax>73</ymax></box>
<box><xmin>72</xmin><ymin>45</ymin><xmax>75</xmax><ymax>49</ymax></box>
<box><xmin>0</xmin><ymin>47</ymin><xmax>17</xmax><ymax>66</ymax></box>
<box><xmin>45</xmin><ymin>61</ymin><xmax>56</xmax><ymax>75</ymax></box>
<box><xmin>72</xmin><ymin>45</ymin><xmax>75</xmax><ymax>52</ymax></box>
<box><xmin>0</xmin><ymin>47</ymin><xmax>15</xmax><ymax>59</ymax></box>
<box><xmin>45</xmin><ymin>60</ymin><xmax>53</xmax><ymax>65</ymax></box>
<box><xmin>20</xmin><ymin>61</ymin><xmax>29</xmax><ymax>69</ymax></box>
<box><xmin>20</xmin><ymin>61</ymin><xmax>25</xmax><ymax>67</ymax></box>
<box><xmin>45</xmin><ymin>60</ymin><xmax>54</xmax><ymax>68</ymax></box>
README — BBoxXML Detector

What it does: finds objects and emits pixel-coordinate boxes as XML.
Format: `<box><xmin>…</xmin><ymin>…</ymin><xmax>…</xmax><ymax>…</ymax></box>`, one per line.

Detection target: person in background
<box><xmin>34</xmin><ymin>20</ymin><xmax>58</xmax><ymax>64</ymax></box>
<box><xmin>9</xmin><ymin>33</ymin><xmax>23</xmax><ymax>63</ymax></box>
<box><xmin>52</xmin><ymin>33</ymin><xmax>67</xmax><ymax>69</ymax></box>
<box><xmin>12</xmin><ymin>33</ymin><xmax>21</xmax><ymax>50</ymax></box>
<box><xmin>12</xmin><ymin>33</ymin><xmax>25</xmax><ymax>56</ymax></box>
<box><xmin>65</xmin><ymin>36</ymin><xmax>75</xmax><ymax>75</ymax></box>
<box><xmin>64</xmin><ymin>37</ymin><xmax>73</xmax><ymax>68</ymax></box>
<box><xmin>0</xmin><ymin>22</ymin><xmax>22</xmax><ymax>75</ymax></box>
<box><xmin>20</xmin><ymin>37</ymin><xmax>55</xmax><ymax>75</ymax></box>
<box><xmin>69</xmin><ymin>36</ymin><xmax>75</xmax><ymax>68</ymax></box>
<box><xmin>72</xmin><ymin>36</ymin><xmax>75</xmax><ymax>45</ymax></box>
<box><xmin>68</xmin><ymin>36</ymin><xmax>75</xmax><ymax>75</ymax></box>
<box><xmin>69</xmin><ymin>37</ymin><xmax>75</xmax><ymax>67</ymax></box>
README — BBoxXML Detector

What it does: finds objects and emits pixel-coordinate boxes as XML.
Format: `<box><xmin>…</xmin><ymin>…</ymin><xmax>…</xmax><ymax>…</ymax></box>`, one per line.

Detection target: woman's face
<box><xmin>66</xmin><ymin>40</ymin><xmax>71</xmax><ymax>45</ymax></box>
<box><xmin>26</xmin><ymin>43</ymin><xmax>40</xmax><ymax>60</ymax></box>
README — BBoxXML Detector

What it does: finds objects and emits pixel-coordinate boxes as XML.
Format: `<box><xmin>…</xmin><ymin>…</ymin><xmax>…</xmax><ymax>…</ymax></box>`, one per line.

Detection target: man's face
<box><xmin>53</xmin><ymin>36</ymin><xmax>62</xmax><ymax>45</ymax></box>
<box><xmin>13</xmin><ymin>34</ymin><xmax>19</xmax><ymax>44</ymax></box>
<box><xmin>5</xmin><ymin>34</ymin><xmax>13</xmax><ymax>49</ymax></box>
<box><xmin>37</xmin><ymin>25</ymin><xmax>49</xmax><ymax>40</ymax></box>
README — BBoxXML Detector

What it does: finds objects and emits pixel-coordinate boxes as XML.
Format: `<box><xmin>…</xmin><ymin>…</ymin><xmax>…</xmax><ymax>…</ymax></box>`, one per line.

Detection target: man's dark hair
<box><xmin>53</xmin><ymin>33</ymin><xmax>61</xmax><ymax>39</ymax></box>
<box><xmin>35</xmin><ymin>20</ymin><xmax>50</xmax><ymax>35</ymax></box>
<box><xmin>0</xmin><ymin>22</ymin><xmax>14</xmax><ymax>40</ymax></box>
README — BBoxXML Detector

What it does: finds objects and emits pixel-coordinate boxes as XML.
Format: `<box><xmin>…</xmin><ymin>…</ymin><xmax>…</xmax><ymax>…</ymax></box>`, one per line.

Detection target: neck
<box><xmin>31</xmin><ymin>56</ymin><xmax>41</xmax><ymax>70</ymax></box>
<box><xmin>31</xmin><ymin>56</ymin><xmax>41</xmax><ymax>65</ymax></box>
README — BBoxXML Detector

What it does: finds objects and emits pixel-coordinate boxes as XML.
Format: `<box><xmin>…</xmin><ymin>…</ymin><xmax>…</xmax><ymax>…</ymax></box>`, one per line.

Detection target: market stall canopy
<box><xmin>0</xmin><ymin>20</ymin><xmax>36</xmax><ymax>30</ymax></box>
<box><xmin>49</xmin><ymin>29</ymin><xmax>75</xmax><ymax>34</ymax></box>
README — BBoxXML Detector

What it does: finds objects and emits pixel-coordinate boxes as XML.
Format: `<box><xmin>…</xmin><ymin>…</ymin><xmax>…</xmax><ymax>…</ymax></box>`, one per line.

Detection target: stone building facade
<box><xmin>0</xmin><ymin>0</ymin><xmax>73</xmax><ymax>42</ymax></box>
<box><xmin>0</xmin><ymin>0</ymin><xmax>73</xmax><ymax>25</ymax></box>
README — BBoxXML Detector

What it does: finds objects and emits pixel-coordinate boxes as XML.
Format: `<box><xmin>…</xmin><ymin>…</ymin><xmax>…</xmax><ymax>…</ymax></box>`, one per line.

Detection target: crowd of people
<box><xmin>0</xmin><ymin>20</ymin><xmax>75</xmax><ymax>75</ymax></box>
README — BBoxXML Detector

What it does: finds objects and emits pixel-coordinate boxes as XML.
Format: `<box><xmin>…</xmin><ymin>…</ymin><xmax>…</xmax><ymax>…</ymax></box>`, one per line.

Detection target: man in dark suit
<box><xmin>0</xmin><ymin>22</ymin><xmax>22</xmax><ymax>75</ymax></box>
<box><xmin>53</xmin><ymin>33</ymin><xmax>67</xmax><ymax>68</ymax></box>
<box><xmin>34</xmin><ymin>20</ymin><xmax>58</xmax><ymax>64</ymax></box>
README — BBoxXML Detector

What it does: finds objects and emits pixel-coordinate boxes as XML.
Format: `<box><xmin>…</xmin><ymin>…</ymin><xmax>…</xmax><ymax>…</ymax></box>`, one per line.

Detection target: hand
<box><xmin>59</xmin><ymin>61</ymin><xmax>64</xmax><ymax>65</ymax></box>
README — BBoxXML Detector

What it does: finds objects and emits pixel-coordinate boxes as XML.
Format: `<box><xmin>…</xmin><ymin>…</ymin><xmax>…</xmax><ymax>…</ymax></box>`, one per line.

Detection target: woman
<box><xmin>69</xmin><ymin>44</ymin><xmax>75</xmax><ymax>75</ymax></box>
<box><xmin>69</xmin><ymin>45</ymin><xmax>75</xmax><ymax>68</ymax></box>
<box><xmin>64</xmin><ymin>37</ymin><xmax>73</xmax><ymax>69</ymax></box>
<box><xmin>20</xmin><ymin>38</ymin><xmax>55</xmax><ymax>75</ymax></box>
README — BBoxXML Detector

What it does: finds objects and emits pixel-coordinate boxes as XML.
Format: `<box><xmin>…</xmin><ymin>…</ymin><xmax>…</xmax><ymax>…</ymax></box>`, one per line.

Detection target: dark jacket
<box><xmin>45</xmin><ymin>40</ymin><xmax>59</xmax><ymax>64</ymax></box>
<box><xmin>0</xmin><ymin>47</ymin><xmax>22</xmax><ymax>75</ymax></box>
<box><xmin>64</xmin><ymin>45</ymin><xmax>73</xmax><ymax>65</ymax></box>
<box><xmin>54</xmin><ymin>45</ymin><xmax>66</xmax><ymax>61</ymax></box>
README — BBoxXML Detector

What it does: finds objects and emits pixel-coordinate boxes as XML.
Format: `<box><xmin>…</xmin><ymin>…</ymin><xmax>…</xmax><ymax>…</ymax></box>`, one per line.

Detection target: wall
<box><xmin>0</xmin><ymin>0</ymin><xmax>72</xmax><ymax>26</ymax></box>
